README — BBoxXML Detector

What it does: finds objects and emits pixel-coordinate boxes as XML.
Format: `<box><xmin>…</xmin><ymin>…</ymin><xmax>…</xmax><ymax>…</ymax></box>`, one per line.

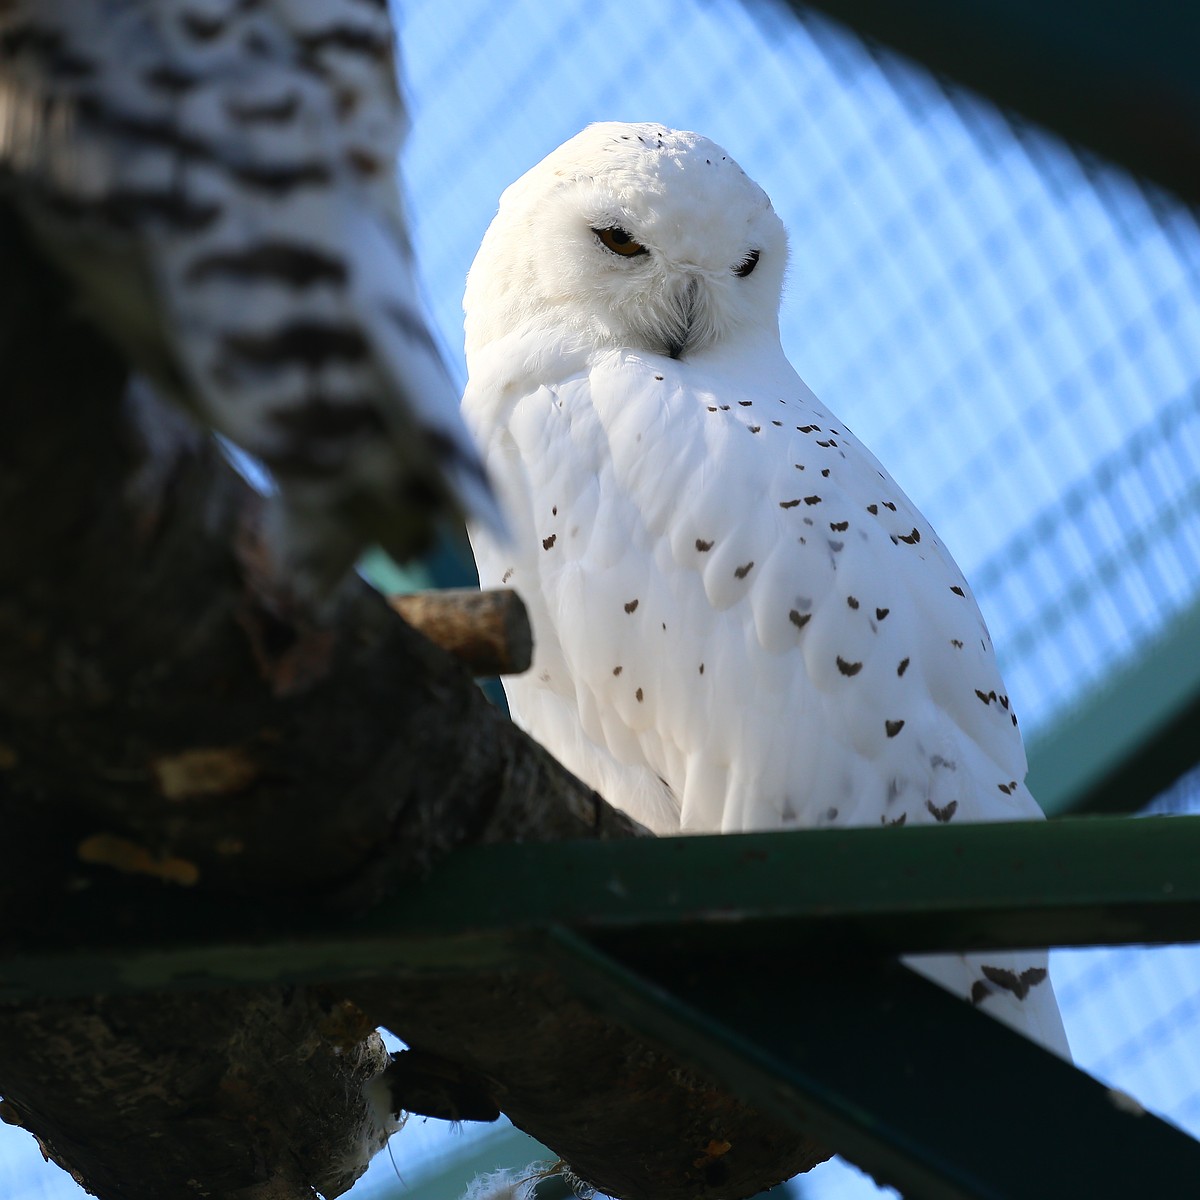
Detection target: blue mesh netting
<box><xmin>2</xmin><ymin>0</ymin><xmax>1198</xmax><ymax>1196</ymax></box>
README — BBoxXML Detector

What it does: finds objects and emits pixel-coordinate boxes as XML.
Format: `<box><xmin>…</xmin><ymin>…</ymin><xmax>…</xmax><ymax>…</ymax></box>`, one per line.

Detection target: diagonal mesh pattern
<box><xmin>1</xmin><ymin>0</ymin><xmax>1198</xmax><ymax>1197</ymax></box>
<box><xmin>395</xmin><ymin>1</ymin><xmax>1200</xmax><ymax>1197</ymax></box>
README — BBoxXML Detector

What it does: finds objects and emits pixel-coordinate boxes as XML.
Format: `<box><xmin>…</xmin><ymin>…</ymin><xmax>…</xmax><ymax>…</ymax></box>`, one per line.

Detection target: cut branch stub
<box><xmin>391</xmin><ymin>587</ymin><xmax>533</xmax><ymax>676</ymax></box>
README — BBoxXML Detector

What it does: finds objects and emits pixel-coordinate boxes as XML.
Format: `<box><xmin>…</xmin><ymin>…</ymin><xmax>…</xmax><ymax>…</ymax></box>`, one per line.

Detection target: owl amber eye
<box><xmin>594</xmin><ymin>226</ymin><xmax>648</xmax><ymax>257</ymax></box>
<box><xmin>734</xmin><ymin>249</ymin><xmax>760</xmax><ymax>277</ymax></box>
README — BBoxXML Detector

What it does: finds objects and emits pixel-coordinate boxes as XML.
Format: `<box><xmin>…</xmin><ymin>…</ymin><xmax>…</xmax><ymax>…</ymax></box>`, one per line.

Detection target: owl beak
<box><xmin>666</xmin><ymin>276</ymin><xmax>701</xmax><ymax>360</ymax></box>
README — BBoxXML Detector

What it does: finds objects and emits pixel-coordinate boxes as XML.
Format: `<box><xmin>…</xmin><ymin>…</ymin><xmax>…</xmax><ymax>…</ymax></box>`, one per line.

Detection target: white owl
<box><xmin>0</xmin><ymin>0</ymin><xmax>498</xmax><ymax>592</ymax></box>
<box><xmin>463</xmin><ymin>122</ymin><xmax>1070</xmax><ymax>1060</ymax></box>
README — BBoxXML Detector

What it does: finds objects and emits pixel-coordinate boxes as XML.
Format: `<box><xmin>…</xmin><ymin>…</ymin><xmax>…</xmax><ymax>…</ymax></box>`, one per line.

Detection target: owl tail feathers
<box><xmin>904</xmin><ymin>950</ymin><xmax>1073</xmax><ymax>1062</ymax></box>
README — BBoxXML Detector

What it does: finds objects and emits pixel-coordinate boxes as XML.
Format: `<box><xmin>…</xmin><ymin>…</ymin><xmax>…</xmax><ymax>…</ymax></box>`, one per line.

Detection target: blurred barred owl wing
<box><xmin>0</xmin><ymin>0</ymin><xmax>499</xmax><ymax>591</ymax></box>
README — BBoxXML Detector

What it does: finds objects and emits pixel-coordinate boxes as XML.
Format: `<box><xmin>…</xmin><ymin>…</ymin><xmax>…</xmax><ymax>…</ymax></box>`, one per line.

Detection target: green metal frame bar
<box><xmin>3</xmin><ymin>815</ymin><xmax>1199</xmax><ymax>1001</ymax></box>
<box><xmin>783</xmin><ymin>0</ymin><xmax>1200</xmax><ymax>204</ymax></box>
<box><xmin>7</xmin><ymin>817</ymin><xmax>1200</xmax><ymax>1197</ymax></box>
<box><xmin>1027</xmin><ymin>603</ymin><xmax>1200</xmax><ymax>816</ymax></box>
<box><xmin>547</xmin><ymin>929</ymin><xmax>1200</xmax><ymax>1199</ymax></box>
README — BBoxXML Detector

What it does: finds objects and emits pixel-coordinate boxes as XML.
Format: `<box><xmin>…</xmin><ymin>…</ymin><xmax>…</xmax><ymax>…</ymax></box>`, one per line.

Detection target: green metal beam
<box><xmin>1027</xmin><ymin>603</ymin><xmax>1200</xmax><ymax>816</ymax></box>
<box><xmin>548</xmin><ymin>928</ymin><xmax>1200</xmax><ymax>1200</ymax></box>
<box><xmin>2</xmin><ymin>815</ymin><xmax>1199</xmax><ymax>1001</ymax></box>
<box><xmin>782</xmin><ymin>0</ymin><xmax>1200</xmax><ymax>205</ymax></box>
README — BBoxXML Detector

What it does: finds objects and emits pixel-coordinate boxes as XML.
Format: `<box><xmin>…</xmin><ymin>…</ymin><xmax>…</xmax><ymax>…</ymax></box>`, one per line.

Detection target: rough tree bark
<box><xmin>0</xmin><ymin>205</ymin><xmax>827</xmax><ymax>1199</ymax></box>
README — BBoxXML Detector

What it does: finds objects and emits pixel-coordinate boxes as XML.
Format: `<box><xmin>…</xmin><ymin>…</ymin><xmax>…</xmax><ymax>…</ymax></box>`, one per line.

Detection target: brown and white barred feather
<box><xmin>0</xmin><ymin>0</ymin><xmax>499</xmax><ymax>593</ymax></box>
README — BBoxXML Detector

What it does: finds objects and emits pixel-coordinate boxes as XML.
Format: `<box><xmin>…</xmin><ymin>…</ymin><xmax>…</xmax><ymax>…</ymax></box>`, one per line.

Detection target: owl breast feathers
<box><xmin>462</xmin><ymin>122</ymin><xmax>1071</xmax><ymax>1060</ymax></box>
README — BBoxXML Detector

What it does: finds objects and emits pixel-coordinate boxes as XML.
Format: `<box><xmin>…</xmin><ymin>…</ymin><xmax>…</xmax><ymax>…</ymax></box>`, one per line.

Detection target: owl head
<box><xmin>464</xmin><ymin>122</ymin><xmax>788</xmax><ymax>364</ymax></box>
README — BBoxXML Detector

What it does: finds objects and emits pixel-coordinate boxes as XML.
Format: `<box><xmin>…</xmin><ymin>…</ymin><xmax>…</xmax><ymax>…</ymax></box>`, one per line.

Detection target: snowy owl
<box><xmin>462</xmin><ymin>122</ymin><xmax>1070</xmax><ymax>1058</ymax></box>
<box><xmin>0</xmin><ymin>0</ymin><xmax>498</xmax><ymax>592</ymax></box>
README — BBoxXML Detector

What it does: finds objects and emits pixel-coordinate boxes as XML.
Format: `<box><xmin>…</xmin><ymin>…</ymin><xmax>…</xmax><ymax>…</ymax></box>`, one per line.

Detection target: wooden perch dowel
<box><xmin>390</xmin><ymin>587</ymin><xmax>533</xmax><ymax>676</ymax></box>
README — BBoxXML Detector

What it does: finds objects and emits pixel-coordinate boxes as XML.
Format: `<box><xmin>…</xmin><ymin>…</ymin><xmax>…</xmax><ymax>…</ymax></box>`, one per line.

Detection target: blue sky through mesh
<box><xmin>3</xmin><ymin>1</ymin><xmax>1198</xmax><ymax>1197</ymax></box>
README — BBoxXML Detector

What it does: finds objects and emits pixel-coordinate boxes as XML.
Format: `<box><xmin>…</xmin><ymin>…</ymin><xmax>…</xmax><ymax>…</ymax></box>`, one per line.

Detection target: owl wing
<box><xmin>466</xmin><ymin>338</ymin><xmax>1069</xmax><ymax>1058</ymax></box>
<box><xmin>471</xmin><ymin>342</ymin><xmax>1036</xmax><ymax>834</ymax></box>
<box><xmin>0</xmin><ymin>0</ymin><xmax>498</xmax><ymax>590</ymax></box>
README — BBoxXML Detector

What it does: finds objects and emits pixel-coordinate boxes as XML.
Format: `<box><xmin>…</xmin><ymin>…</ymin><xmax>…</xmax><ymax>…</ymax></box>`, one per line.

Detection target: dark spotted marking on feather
<box><xmin>635</xmin><ymin>687</ymin><xmax>644</xmax><ymax>703</ymax></box>
<box><xmin>836</xmin><ymin>656</ymin><xmax>862</xmax><ymax>677</ymax></box>
<box><xmin>346</xmin><ymin>148</ymin><xmax>384</xmax><ymax>177</ymax></box>
<box><xmin>931</xmin><ymin>756</ymin><xmax>956</xmax><ymax>771</ymax></box>
<box><xmin>867</xmin><ymin>504</ymin><xmax>878</xmax><ymax>514</ymax></box>
<box><xmin>876</xmin><ymin>607</ymin><xmax>889</xmax><ymax>620</ymax></box>
<box><xmin>847</xmin><ymin>596</ymin><xmax>859</xmax><ymax>609</ymax></box>
<box><xmin>696</xmin><ymin>539</ymin><xmax>713</xmax><ymax>551</ymax></box>
<box><xmin>542</xmin><ymin>534</ymin><xmax>556</xmax><ymax>550</ymax></box>
<box><xmin>976</xmin><ymin>688</ymin><xmax>998</xmax><ymax>704</ymax></box>
<box><xmin>502</xmin><ymin>569</ymin><xmax>513</xmax><ymax>583</ymax></box>
<box><xmin>898</xmin><ymin>528</ymin><xmax>921</xmax><ymax>544</ymax></box>
<box><xmin>719</xmin><ymin>405</ymin><xmax>731</xmax><ymax>410</ymax></box>
<box><xmin>804</xmin><ymin>495</ymin><xmax>822</xmax><ymax>506</ymax></box>
<box><xmin>951</xmin><ymin>638</ymin><xmax>963</xmax><ymax>648</ymax></box>
<box><xmin>738</xmin><ymin>400</ymin><xmax>753</xmax><ymax>406</ymax></box>
<box><xmin>225</xmin><ymin>94</ymin><xmax>300</xmax><ymax>123</ymax></box>
<box><xmin>1012</xmin><ymin>713</ymin><xmax>1019</xmax><ymax>726</ymax></box>
<box><xmin>707</xmin><ymin>406</ymin><xmax>718</xmax><ymax>412</ymax></box>
<box><xmin>552</xmin><ymin>506</ymin><xmax>558</xmax><ymax>515</ymax></box>
<box><xmin>789</xmin><ymin>610</ymin><xmax>811</xmax><ymax>630</ymax></box>
<box><xmin>266</xmin><ymin>398</ymin><xmax>386</xmax><ymax>440</ymax></box>
<box><xmin>798</xmin><ymin>424</ymin><xmax>817</xmax><ymax>433</ymax></box>
<box><xmin>655</xmin><ymin>374</ymin><xmax>665</xmax><ymax>380</ymax></box>
<box><xmin>980</xmin><ymin>965</ymin><xmax>1047</xmax><ymax>1001</ymax></box>
<box><xmin>885</xmin><ymin>719</ymin><xmax>905</xmax><ymax>738</ymax></box>
<box><xmin>821</xmin><ymin>468</ymin><xmax>830</xmax><ymax>477</ymax></box>
<box><xmin>926</xmin><ymin>798</ymin><xmax>958</xmax><ymax>823</ymax></box>
<box><xmin>181</xmin><ymin>12</ymin><xmax>226</xmax><ymax>40</ymax></box>
<box><xmin>296</xmin><ymin>25</ymin><xmax>393</xmax><ymax>61</ymax></box>
<box><xmin>233</xmin><ymin>159</ymin><xmax>333</xmax><ymax>193</ymax></box>
<box><xmin>883</xmin><ymin>501</ymin><xmax>897</xmax><ymax>511</ymax></box>
<box><xmin>815</xmin><ymin>439</ymin><xmax>833</xmax><ymax>447</ymax></box>
<box><xmin>613</xmin><ymin>666</ymin><xmax>623</xmax><ymax>676</ymax></box>
<box><xmin>772</xmin><ymin>420</ymin><xmax>783</xmax><ymax>426</ymax></box>
<box><xmin>624</xmin><ymin>599</ymin><xmax>639</xmax><ymax>613</ymax></box>
<box><xmin>882</xmin><ymin>812</ymin><xmax>907</xmax><ymax>827</ymax></box>
<box><xmin>898</xmin><ymin>657</ymin><xmax>910</xmax><ymax>676</ymax></box>
<box><xmin>830</xmin><ymin>520</ymin><xmax>849</xmax><ymax>532</ymax></box>
<box><xmin>699</xmin><ymin>663</ymin><xmax>705</xmax><ymax>674</ymax></box>
<box><xmin>779</xmin><ymin>499</ymin><xmax>801</xmax><ymax>509</ymax></box>
<box><xmin>734</xmin><ymin>561</ymin><xmax>754</xmax><ymax>579</ymax></box>
<box><xmin>144</xmin><ymin>64</ymin><xmax>201</xmax><ymax>94</ymax></box>
<box><xmin>999</xmin><ymin>695</ymin><xmax>1010</xmax><ymax>709</ymax></box>
<box><xmin>828</xmin><ymin>539</ymin><xmax>844</xmax><ymax>553</ymax></box>
<box><xmin>951</xmin><ymin>585</ymin><xmax>965</xmax><ymax>596</ymax></box>
<box><xmin>970</xmin><ymin>980</ymin><xmax>991</xmax><ymax>1005</ymax></box>
<box><xmin>825</xmin><ymin>807</ymin><xmax>839</xmax><ymax>822</ymax></box>
<box><xmin>749</xmin><ymin>425</ymin><xmax>761</xmax><ymax>433</ymax></box>
<box><xmin>794</xmin><ymin>463</ymin><xmax>805</xmax><ymax>470</ymax></box>
<box><xmin>998</xmin><ymin>782</ymin><xmax>1012</xmax><ymax>794</ymax></box>
<box><xmin>186</xmin><ymin>242</ymin><xmax>348</xmax><ymax>287</ymax></box>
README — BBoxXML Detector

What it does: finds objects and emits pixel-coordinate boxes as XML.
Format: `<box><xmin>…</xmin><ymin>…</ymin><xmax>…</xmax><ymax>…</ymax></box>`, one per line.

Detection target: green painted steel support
<box><xmin>546</xmin><ymin>928</ymin><xmax>1200</xmax><ymax>1200</ymax></box>
<box><xmin>3</xmin><ymin>815</ymin><xmax>1200</xmax><ymax>1000</ymax></box>
<box><xmin>783</xmin><ymin>0</ymin><xmax>1200</xmax><ymax>204</ymax></box>
<box><xmin>1027</xmin><ymin>602</ymin><xmax>1200</xmax><ymax>816</ymax></box>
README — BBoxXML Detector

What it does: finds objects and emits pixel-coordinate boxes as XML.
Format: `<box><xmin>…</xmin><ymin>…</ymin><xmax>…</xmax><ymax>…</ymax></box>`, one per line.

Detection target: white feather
<box><xmin>464</xmin><ymin>122</ymin><xmax>1070</xmax><ymax>1060</ymax></box>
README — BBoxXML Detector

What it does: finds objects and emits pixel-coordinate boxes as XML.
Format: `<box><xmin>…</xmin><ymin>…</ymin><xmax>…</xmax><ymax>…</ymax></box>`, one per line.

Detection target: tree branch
<box><xmin>0</xmin><ymin>203</ymin><xmax>826</xmax><ymax>1200</ymax></box>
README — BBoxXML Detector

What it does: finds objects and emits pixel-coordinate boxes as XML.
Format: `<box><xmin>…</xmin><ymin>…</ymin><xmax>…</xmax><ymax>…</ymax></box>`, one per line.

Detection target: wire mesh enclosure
<box><xmin>2</xmin><ymin>1</ymin><xmax>1198</xmax><ymax>1197</ymax></box>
